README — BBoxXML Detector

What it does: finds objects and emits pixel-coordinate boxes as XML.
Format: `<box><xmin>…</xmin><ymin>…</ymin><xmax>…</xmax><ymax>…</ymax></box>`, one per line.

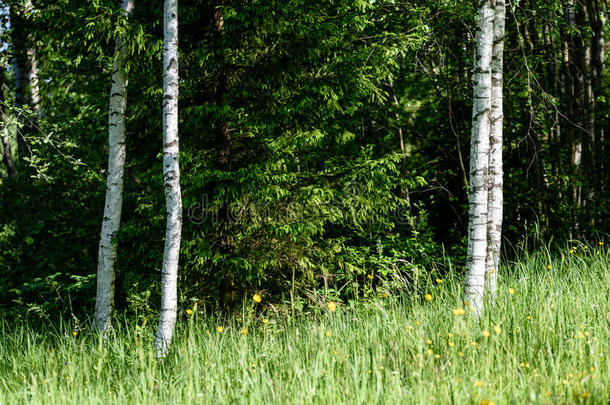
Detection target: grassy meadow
<box><xmin>1</xmin><ymin>244</ymin><xmax>608</xmax><ymax>404</ymax></box>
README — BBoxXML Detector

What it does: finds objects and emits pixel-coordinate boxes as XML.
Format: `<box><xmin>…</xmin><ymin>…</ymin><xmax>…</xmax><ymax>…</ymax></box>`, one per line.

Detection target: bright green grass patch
<box><xmin>1</xmin><ymin>246</ymin><xmax>608</xmax><ymax>404</ymax></box>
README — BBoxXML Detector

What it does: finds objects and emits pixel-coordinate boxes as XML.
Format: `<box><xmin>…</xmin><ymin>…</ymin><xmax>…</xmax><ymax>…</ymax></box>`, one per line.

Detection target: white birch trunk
<box><xmin>486</xmin><ymin>0</ymin><xmax>505</xmax><ymax>296</ymax></box>
<box><xmin>24</xmin><ymin>0</ymin><xmax>40</xmax><ymax>119</ymax></box>
<box><xmin>154</xmin><ymin>0</ymin><xmax>182</xmax><ymax>357</ymax></box>
<box><xmin>94</xmin><ymin>0</ymin><xmax>135</xmax><ymax>333</ymax></box>
<box><xmin>465</xmin><ymin>0</ymin><xmax>494</xmax><ymax>318</ymax></box>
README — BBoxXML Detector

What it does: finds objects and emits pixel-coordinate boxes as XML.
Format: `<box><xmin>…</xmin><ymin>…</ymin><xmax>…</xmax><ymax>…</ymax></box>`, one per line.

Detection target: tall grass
<box><xmin>0</xmin><ymin>245</ymin><xmax>608</xmax><ymax>404</ymax></box>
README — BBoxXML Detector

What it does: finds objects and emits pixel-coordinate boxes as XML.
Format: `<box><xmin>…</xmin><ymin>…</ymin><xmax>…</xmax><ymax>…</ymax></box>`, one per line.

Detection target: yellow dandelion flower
<box><xmin>474</xmin><ymin>380</ymin><xmax>483</xmax><ymax>387</ymax></box>
<box><xmin>328</xmin><ymin>301</ymin><xmax>337</xmax><ymax>312</ymax></box>
<box><xmin>448</xmin><ymin>333</ymin><xmax>454</xmax><ymax>337</ymax></box>
<box><xmin>407</xmin><ymin>325</ymin><xmax>414</xmax><ymax>330</ymax></box>
<box><xmin>426</xmin><ymin>349</ymin><xmax>433</xmax><ymax>355</ymax></box>
<box><xmin>216</xmin><ymin>326</ymin><xmax>224</xmax><ymax>333</ymax></box>
<box><xmin>452</xmin><ymin>307</ymin><xmax>465</xmax><ymax>316</ymax></box>
<box><xmin>582</xmin><ymin>392</ymin><xmax>591</xmax><ymax>398</ymax></box>
<box><xmin>426</xmin><ymin>339</ymin><xmax>432</xmax><ymax>345</ymax></box>
<box><xmin>562</xmin><ymin>379</ymin><xmax>569</xmax><ymax>385</ymax></box>
<box><xmin>576</xmin><ymin>331</ymin><xmax>585</xmax><ymax>339</ymax></box>
<box><xmin>326</xmin><ymin>331</ymin><xmax>332</xmax><ymax>337</ymax></box>
<box><xmin>547</xmin><ymin>264</ymin><xmax>552</xmax><ymax>270</ymax></box>
<box><xmin>72</xmin><ymin>331</ymin><xmax>78</xmax><ymax>336</ymax></box>
<box><xmin>458</xmin><ymin>352</ymin><xmax>464</xmax><ymax>357</ymax></box>
<box><xmin>471</xmin><ymin>341</ymin><xmax>478</xmax><ymax>347</ymax></box>
<box><xmin>241</xmin><ymin>328</ymin><xmax>249</xmax><ymax>336</ymax></box>
<box><xmin>598</xmin><ymin>241</ymin><xmax>604</xmax><ymax>245</ymax></box>
<box><xmin>493</xmin><ymin>325</ymin><xmax>501</xmax><ymax>335</ymax></box>
<box><xmin>508</xmin><ymin>287</ymin><xmax>515</xmax><ymax>295</ymax></box>
<box><xmin>186</xmin><ymin>309</ymin><xmax>193</xmax><ymax>315</ymax></box>
<box><xmin>252</xmin><ymin>294</ymin><xmax>262</xmax><ymax>303</ymax></box>
<box><xmin>367</xmin><ymin>274</ymin><xmax>374</xmax><ymax>279</ymax></box>
<box><xmin>527</xmin><ymin>315</ymin><xmax>531</xmax><ymax>320</ymax></box>
<box><xmin>434</xmin><ymin>354</ymin><xmax>440</xmax><ymax>359</ymax></box>
<box><xmin>263</xmin><ymin>318</ymin><xmax>269</xmax><ymax>324</ymax></box>
<box><xmin>482</xmin><ymin>330</ymin><xmax>490</xmax><ymax>338</ymax></box>
<box><xmin>425</xmin><ymin>294</ymin><xmax>433</xmax><ymax>301</ymax></box>
<box><xmin>448</xmin><ymin>341</ymin><xmax>454</xmax><ymax>347</ymax></box>
<box><xmin>436</xmin><ymin>278</ymin><xmax>442</xmax><ymax>284</ymax></box>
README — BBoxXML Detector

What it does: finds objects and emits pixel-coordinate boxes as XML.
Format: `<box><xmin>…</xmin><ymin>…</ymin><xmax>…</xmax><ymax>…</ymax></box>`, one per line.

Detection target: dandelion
<box><xmin>426</xmin><ymin>339</ymin><xmax>432</xmax><ymax>345</ymax></box>
<box><xmin>72</xmin><ymin>331</ymin><xmax>78</xmax><ymax>337</ymax></box>
<box><xmin>426</xmin><ymin>349</ymin><xmax>433</xmax><ymax>355</ymax></box>
<box><xmin>367</xmin><ymin>274</ymin><xmax>374</xmax><ymax>279</ymax></box>
<box><xmin>263</xmin><ymin>318</ymin><xmax>269</xmax><ymax>324</ymax></box>
<box><xmin>493</xmin><ymin>325</ymin><xmax>501</xmax><ymax>335</ymax></box>
<box><xmin>599</xmin><ymin>241</ymin><xmax>604</xmax><ymax>245</ymax></box>
<box><xmin>482</xmin><ymin>330</ymin><xmax>490</xmax><ymax>338</ymax></box>
<box><xmin>407</xmin><ymin>325</ymin><xmax>414</xmax><ymax>330</ymax></box>
<box><xmin>527</xmin><ymin>315</ymin><xmax>531</xmax><ymax>320</ymax></box>
<box><xmin>508</xmin><ymin>287</ymin><xmax>515</xmax><ymax>295</ymax></box>
<box><xmin>474</xmin><ymin>380</ymin><xmax>483</xmax><ymax>387</ymax></box>
<box><xmin>547</xmin><ymin>264</ymin><xmax>552</xmax><ymax>270</ymax></box>
<box><xmin>328</xmin><ymin>301</ymin><xmax>337</xmax><ymax>312</ymax></box>
<box><xmin>576</xmin><ymin>331</ymin><xmax>585</xmax><ymax>339</ymax></box>
<box><xmin>434</xmin><ymin>354</ymin><xmax>440</xmax><ymax>359</ymax></box>
<box><xmin>448</xmin><ymin>333</ymin><xmax>454</xmax><ymax>337</ymax></box>
<box><xmin>186</xmin><ymin>309</ymin><xmax>193</xmax><ymax>315</ymax></box>
<box><xmin>452</xmin><ymin>307</ymin><xmax>465</xmax><ymax>316</ymax></box>
<box><xmin>436</xmin><ymin>278</ymin><xmax>442</xmax><ymax>284</ymax></box>
<box><xmin>458</xmin><ymin>352</ymin><xmax>464</xmax><ymax>356</ymax></box>
<box><xmin>562</xmin><ymin>379</ymin><xmax>569</xmax><ymax>385</ymax></box>
<box><xmin>326</xmin><ymin>331</ymin><xmax>332</xmax><ymax>337</ymax></box>
<box><xmin>425</xmin><ymin>294</ymin><xmax>433</xmax><ymax>301</ymax></box>
<box><xmin>241</xmin><ymin>328</ymin><xmax>249</xmax><ymax>336</ymax></box>
<box><xmin>217</xmin><ymin>326</ymin><xmax>224</xmax><ymax>333</ymax></box>
<box><xmin>252</xmin><ymin>294</ymin><xmax>262</xmax><ymax>303</ymax></box>
<box><xmin>448</xmin><ymin>341</ymin><xmax>454</xmax><ymax>347</ymax></box>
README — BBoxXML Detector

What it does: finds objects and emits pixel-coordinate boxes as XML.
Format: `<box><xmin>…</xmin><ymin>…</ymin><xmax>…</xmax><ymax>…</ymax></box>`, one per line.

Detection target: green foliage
<box><xmin>0</xmin><ymin>0</ymin><xmax>608</xmax><ymax>316</ymax></box>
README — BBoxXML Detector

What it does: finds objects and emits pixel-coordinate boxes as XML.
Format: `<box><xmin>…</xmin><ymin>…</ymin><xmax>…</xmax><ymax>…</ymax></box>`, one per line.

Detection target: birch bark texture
<box><xmin>154</xmin><ymin>0</ymin><xmax>182</xmax><ymax>357</ymax></box>
<box><xmin>11</xmin><ymin>0</ymin><xmax>41</xmax><ymax>117</ymax></box>
<box><xmin>464</xmin><ymin>0</ymin><xmax>494</xmax><ymax>318</ymax></box>
<box><xmin>486</xmin><ymin>0</ymin><xmax>505</xmax><ymax>295</ymax></box>
<box><xmin>94</xmin><ymin>0</ymin><xmax>135</xmax><ymax>333</ymax></box>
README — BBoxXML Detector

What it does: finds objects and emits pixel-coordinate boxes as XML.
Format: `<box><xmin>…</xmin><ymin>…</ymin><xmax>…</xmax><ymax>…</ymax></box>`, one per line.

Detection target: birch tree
<box><xmin>486</xmin><ymin>0</ymin><xmax>505</xmax><ymax>295</ymax></box>
<box><xmin>154</xmin><ymin>0</ymin><xmax>182</xmax><ymax>357</ymax></box>
<box><xmin>11</xmin><ymin>0</ymin><xmax>41</xmax><ymax>117</ymax></box>
<box><xmin>94</xmin><ymin>0</ymin><xmax>135</xmax><ymax>333</ymax></box>
<box><xmin>464</xmin><ymin>0</ymin><xmax>494</xmax><ymax>318</ymax></box>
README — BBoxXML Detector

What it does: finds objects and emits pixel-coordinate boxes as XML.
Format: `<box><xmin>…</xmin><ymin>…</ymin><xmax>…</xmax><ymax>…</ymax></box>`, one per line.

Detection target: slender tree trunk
<box><xmin>1</xmin><ymin>69</ymin><xmax>15</xmax><ymax>176</ymax></box>
<box><xmin>464</xmin><ymin>0</ymin><xmax>494</xmax><ymax>318</ymax></box>
<box><xmin>10</xmin><ymin>0</ymin><xmax>41</xmax><ymax>163</ymax></box>
<box><xmin>486</xmin><ymin>0</ymin><xmax>505</xmax><ymax>297</ymax></box>
<box><xmin>154</xmin><ymin>0</ymin><xmax>182</xmax><ymax>357</ymax></box>
<box><xmin>94</xmin><ymin>0</ymin><xmax>135</xmax><ymax>333</ymax></box>
<box><xmin>213</xmin><ymin>6</ymin><xmax>237</xmax><ymax>311</ymax></box>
